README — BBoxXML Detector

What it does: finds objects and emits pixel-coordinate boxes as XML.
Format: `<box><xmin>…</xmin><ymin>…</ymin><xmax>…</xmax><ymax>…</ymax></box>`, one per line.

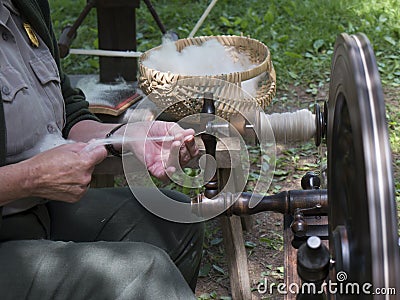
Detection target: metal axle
<box><xmin>192</xmin><ymin>189</ymin><xmax>327</xmax><ymax>217</ymax></box>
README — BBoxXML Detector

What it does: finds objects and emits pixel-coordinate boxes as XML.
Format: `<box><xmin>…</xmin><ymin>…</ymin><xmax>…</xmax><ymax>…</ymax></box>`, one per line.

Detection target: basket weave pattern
<box><xmin>139</xmin><ymin>35</ymin><xmax>276</xmax><ymax>120</ymax></box>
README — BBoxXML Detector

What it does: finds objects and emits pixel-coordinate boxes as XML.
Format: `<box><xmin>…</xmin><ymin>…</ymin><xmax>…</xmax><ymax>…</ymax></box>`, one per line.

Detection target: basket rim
<box><xmin>139</xmin><ymin>35</ymin><xmax>273</xmax><ymax>83</ymax></box>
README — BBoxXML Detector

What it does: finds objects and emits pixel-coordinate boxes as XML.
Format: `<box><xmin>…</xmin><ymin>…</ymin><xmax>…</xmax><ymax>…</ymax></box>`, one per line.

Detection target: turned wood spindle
<box><xmin>201</xmin><ymin>92</ymin><xmax>219</xmax><ymax>198</ymax></box>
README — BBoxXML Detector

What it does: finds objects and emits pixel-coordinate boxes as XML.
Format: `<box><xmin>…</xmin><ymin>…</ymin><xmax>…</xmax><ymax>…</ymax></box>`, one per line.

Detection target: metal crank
<box><xmin>192</xmin><ymin>33</ymin><xmax>400</xmax><ymax>299</ymax></box>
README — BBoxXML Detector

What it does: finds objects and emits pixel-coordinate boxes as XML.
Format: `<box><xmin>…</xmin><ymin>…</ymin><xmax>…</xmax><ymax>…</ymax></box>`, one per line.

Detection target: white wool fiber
<box><xmin>242</xmin><ymin>73</ymin><xmax>264</xmax><ymax>97</ymax></box>
<box><xmin>38</xmin><ymin>134</ymin><xmax>71</xmax><ymax>153</ymax></box>
<box><xmin>76</xmin><ymin>77</ymin><xmax>132</xmax><ymax>106</ymax></box>
<box><xmin>142</xmin><ymin>39</ymin><xmax>261</xmax><ymax>96</ymax></box>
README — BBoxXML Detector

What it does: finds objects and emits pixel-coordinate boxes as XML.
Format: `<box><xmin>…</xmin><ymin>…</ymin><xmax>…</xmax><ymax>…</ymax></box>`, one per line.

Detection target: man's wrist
<box><xmin>7</xmin><ymin>160</ymin><xmax>36</xmax><ymax>199</ymax></box>
<box><xmin>105</xmin><ymin>123</ymin><xmax>126</xmax><ymax>157</ymax></box>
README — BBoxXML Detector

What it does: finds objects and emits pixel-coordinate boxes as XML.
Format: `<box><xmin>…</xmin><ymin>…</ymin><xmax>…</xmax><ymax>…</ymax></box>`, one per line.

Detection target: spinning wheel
<box><xmin>121</xmin><ymin>32</ymin><xmax>399</xmax><ymax>299</ymax></box>
<box><xmin>59</xmin><ymin>3</ymin><xmax>400</xmax><ymax>297</ymax></box>
<box><xmin>327</xmin><ymin>33</ymin><xmax>400</xmax><ymax>296</ymax></box>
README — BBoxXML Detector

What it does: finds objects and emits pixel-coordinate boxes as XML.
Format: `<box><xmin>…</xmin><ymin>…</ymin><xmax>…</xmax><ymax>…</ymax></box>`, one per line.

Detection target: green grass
<box><xmin>50</xmin><ymin>0</ymin><xmax>400</xmax><ymax>87</ymax></box>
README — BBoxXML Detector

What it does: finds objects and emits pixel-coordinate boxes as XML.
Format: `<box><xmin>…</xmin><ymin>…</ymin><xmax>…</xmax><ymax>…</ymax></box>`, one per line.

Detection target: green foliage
<box><xmin>259</xmin><ymin>233</ymin><xmax>283</xmax><ymax>251</ymax></box>
<box><xmin>197</xmin><ymin>291</ymin><xmax>231</xmax><ymax>300</ymax></box>
<box><xmin>50</xmin><ymin>0</ymin><xmax>99</xmax><ymax>74</ymax></box>
<box><xmin>50</xmin><ymin>0</ymin><xmax>400</xmax><ymax>87</ymax></box>
<box><xmin>386</xmin><ymin>95</ymin><xmax>400</xmax><ymax>230</ymax></box>
<box><xmin>151</xmin><ymin>167</ymin><xmax>203</xmax><ymax>198</ymax></box>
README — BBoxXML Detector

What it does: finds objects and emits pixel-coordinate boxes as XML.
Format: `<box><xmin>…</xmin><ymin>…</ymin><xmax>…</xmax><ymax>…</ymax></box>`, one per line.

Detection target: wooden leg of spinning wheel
<box><xmin>220</xmin><ymin>215</ymin><xmax>252</xmax><ymax>300</ymax></box>
<box><xmin>283</xmin><ymin>214</ymin><xmax>299</xmax><ymax>300</ymax></box>
<box><xmin>240</xmin><ymin>215</ymin><xmax>254</xmax><ymax>232</ymax></box>
<box><xmin>218</xmin><ymin>168</ymin><xmax>252</xmax><ymax>299</ymax></box>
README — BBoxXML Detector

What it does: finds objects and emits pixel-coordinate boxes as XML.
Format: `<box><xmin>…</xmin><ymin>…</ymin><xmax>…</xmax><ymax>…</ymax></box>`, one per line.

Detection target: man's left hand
<box><xmin>125</xmin><ymin>121</ymin><xmax>199</xmax><ymax>181</ymax></box>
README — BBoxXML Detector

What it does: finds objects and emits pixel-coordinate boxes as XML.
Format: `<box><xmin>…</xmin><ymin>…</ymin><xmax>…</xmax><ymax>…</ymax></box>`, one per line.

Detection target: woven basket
<box><xmin>138</xmin><ymin>35</ymin><xmax>276</xmax><ymax>120</ymax></box>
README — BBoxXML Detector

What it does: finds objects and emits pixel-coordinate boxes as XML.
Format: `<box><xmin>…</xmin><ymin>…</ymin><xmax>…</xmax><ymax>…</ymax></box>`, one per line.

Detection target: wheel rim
<box><xmin>327</xmin><ymin>33</ymin><xmax>399</xmax><ymax>297</ymax></box>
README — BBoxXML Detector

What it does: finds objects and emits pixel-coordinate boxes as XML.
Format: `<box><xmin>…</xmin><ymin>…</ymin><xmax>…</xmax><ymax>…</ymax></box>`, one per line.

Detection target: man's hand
<box><xmin>23</xmin><ymin>142</ymin><xmax>107</xmax><ymax>203</ymax></box>
<box><xmin>125</xmin><ymin>121</ymin><xmax>199</xmax><ymax>181</ymax></box>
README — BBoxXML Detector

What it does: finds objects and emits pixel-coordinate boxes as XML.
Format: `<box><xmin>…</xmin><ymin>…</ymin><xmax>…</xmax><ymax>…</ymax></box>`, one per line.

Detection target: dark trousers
<box><xmin>0</xmin><ymin>188</ymin><xmax>204</xmax><ymax>300</ymax></box>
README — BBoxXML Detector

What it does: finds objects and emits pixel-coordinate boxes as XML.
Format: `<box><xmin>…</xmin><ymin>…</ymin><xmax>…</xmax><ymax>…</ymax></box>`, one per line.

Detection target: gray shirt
<box><xmin>0</xmin><ymin>0</ymin><xmax>67</xmax><ymax>214</ymax></box>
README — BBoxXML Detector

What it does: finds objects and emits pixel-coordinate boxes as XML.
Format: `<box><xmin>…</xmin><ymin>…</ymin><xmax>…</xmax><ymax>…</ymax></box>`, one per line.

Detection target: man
<box><xmin>0</xmin><ymin>0</ymin><xmax>204</xmax><ymax>299</ymax></box>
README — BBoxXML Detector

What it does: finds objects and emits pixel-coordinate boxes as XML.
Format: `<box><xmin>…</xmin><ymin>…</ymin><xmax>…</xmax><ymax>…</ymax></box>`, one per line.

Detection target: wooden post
<box><xmin>284</xmin><ymin>214</ymin><xmax>298</xmax><ymax>300</ymax></box>
<box><xmin>93</xmin><ymin>0</ymin><xmax>140</xmax><ymax>83</ymax></box>
<box><xmin>91</xmin><ymin>156</ymin><xmax>124</xmax><ymax>188</ymax></box>
<box><xmin>199</xmin><ymin>93</ymin><xmax>253</xmax><ymax>299</ymax></box>
<box><xmin>220</xmin><ymin>215</ymin><xmax>252</xmax><ymax>300</ymax></box>
<box><xmin>219</xmin><ymin>168</ymin><xmax>252</xmax><ymax>300</ymax></box>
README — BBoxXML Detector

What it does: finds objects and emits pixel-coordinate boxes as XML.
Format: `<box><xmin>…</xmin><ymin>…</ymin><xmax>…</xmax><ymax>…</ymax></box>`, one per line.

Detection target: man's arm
<box><xmin>68</xmin><ymin>120</ymin><xmax>199</xmax><ymax>181</ymax></box>
<box><xmin>68</xmin><ymin>120</ymin><xmax>125</xmax><ymax>143</ymax></box>
<box><xmin>0</xmin><ymin>162</ymin><xmax>33</xmax><ymax>206</ymax></box>
<box><xmin>0</xmin><ymin>143</ymin><xmax>107</xmax><ymax>204</ymax></box>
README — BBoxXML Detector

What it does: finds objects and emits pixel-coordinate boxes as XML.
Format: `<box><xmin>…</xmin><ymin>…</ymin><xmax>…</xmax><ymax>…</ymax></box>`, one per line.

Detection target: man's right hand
<box><xmin>22</xmin><ymin>142</ymin><xmax>107</xmax><ymax>203</ymax></box>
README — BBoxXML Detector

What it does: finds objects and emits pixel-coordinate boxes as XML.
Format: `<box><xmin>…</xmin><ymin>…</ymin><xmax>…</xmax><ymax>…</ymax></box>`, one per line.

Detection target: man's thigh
<box><xmin>0</xmin><ymin>239</ymin><xmax>196</xmax><ymax>300</ymax></box>
<box><xmin>47</xmin><ymin>187</ymin><xmax>203</xmax><ymax>250</ymax></box>
<box><xmin>47</xmin><ymin>187</ymin><xmax>204</xmax><ymax>287</ymax></box>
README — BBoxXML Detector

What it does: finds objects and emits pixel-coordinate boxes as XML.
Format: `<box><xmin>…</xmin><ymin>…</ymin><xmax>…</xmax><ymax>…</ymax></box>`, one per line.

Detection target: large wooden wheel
<box><xmin>327</xmin><ymin>33</ymin><xmax>400</xmax><ymax>298</ymax></box>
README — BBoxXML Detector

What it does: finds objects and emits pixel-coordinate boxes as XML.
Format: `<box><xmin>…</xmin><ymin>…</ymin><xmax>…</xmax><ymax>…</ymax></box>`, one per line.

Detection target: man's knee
<box><xmin>0</xmin><ymin>240</ymin><xmax>195</xmax><ymax>300</ymax></box>
<box><xmin>107</xmin><ymin>242</ymin><xmax>196</xmax><ymax>299</ymax></box>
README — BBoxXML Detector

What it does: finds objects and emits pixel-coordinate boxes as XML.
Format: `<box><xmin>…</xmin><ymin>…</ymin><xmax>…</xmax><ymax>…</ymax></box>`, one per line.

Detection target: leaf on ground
<box><xmin>210</xmin><ymin>237</ymin><xmax>223</xmax><ymax>246</ymax></box>
<box><xmin>244</xmin><ymin>241</ymin><xmax>257</xmax><ymax>249</ymax></box>
<box><xmin>313</xmin><ymin>39</ymin><xmax>325</xmax><ymax>52</ymax></box>
<box><xmin>212</xmin><ymin>264</ymin><xmax>226</xmax><ymax>275</ymax></box>
<box><xmin>198</xmin><ymin>263</ymin><xmax>212</xmax><ymax>277</ymax></box>
<box><xmin>274</xmin><ymin>169</ymin><xmax>289</xmax><ymax>176</ymax></box>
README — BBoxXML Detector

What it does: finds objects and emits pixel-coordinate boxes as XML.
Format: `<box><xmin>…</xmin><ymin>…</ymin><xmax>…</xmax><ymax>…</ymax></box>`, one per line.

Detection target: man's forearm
<box><xmin>68</xmin><ymin>120</ymin><xmax>126</xmax><ymax>143</ymax></box>
<box><xmin>0</xmin><ymin>161</ymin><xmax>32</xmax><ymax>205</ymax></box>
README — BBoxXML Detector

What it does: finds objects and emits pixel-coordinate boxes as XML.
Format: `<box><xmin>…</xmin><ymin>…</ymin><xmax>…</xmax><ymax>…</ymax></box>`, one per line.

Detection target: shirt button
<box><xmin>2</xmin><ymin>86</ymin><xmax>10</xmax><ymax>95</ymax></box>
<box><xmin>47</xmin><ymin>124</ymin><xmax>56</xmax><ymax>134</ymax></box>
<box><xmin>2</xmin><ymin>32</ymin><xmax>9</xmax><ymax>41</ymax></box>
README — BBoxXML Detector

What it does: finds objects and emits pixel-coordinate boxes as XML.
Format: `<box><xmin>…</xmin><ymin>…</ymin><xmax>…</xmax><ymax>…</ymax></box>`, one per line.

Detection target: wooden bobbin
<box><xmin>209</xmin><ymin>107</ymin><xmax>323</xmax><ymax>145</ymax></box>
<box><xmin>262</xmin><ymin>109</ymin><xmax>316</xmax><ymax>143</ymax></box>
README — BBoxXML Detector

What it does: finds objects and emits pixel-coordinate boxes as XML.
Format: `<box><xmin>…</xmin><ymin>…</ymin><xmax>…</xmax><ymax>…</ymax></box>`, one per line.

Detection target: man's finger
<box><xmin>80</xmin><ymin>145</ymin><xmax>108</xmax><ymax>165</ymax></box>
<box><xmin>166</xmin><ymin>140</ymin><xmax>181</xmax><ymax>170</ymax></box>
<box><xmin>184</xmin><ymin>135</ymin><xmax>198</xmax><ymax>158</ymax></box>
<box><xmin>166</xmin><ymin>123</ymin><xmax>195</xmax><ymax>139</ymax></box>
